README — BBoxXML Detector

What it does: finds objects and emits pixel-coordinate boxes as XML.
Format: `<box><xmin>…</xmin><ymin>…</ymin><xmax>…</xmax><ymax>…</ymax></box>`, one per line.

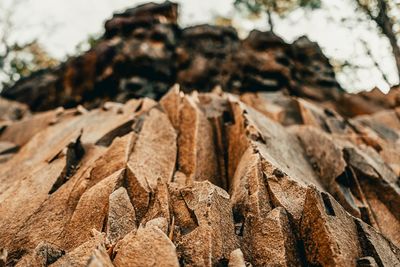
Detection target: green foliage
<box><xmin>0</xmin><ymin>41</ymin><xmax>58</xmax><ymax>89</ymax></box>
<box><xmin>299</xmin><ymin>0</ymin><xmax>321</xmax><ymax>9</ymax></box>
<box><xmin>0</xmin><ymin>0</ymin><xmax>59</xmax><ymax>90</ymax></box>
<box><xmin>75</xmin><ymin>34</ymin><xmax>102</xmax><ymax>54</ymax></box>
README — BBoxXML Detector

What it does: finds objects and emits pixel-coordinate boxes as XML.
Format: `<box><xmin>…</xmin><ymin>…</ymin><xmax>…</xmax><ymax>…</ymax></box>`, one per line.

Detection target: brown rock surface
<box><xmin>0</xmin><ymin>1</ymin><xmax>400</xmax><ymax>267</ymax></box>
<box><xmin>106</xmin><ymin>187</ymin><xmax>137</xmax><ymax>244</ymax></box>
<box><xmin>1</xmin><ymin>85</ymin><xmax>399</xmax><ymax>266</ymax></box>
<box><xmin>113</xmin><ymin>226</ymin><xmax>179</xmax><ymax>267</ymax></box>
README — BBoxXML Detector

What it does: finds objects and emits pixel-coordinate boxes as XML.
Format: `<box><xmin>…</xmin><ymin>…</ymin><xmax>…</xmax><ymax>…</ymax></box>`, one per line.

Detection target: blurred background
<box><xmin>1</xmin><ymin>0</ymin><xmax>400</xmax><ymax>93</ymax></box>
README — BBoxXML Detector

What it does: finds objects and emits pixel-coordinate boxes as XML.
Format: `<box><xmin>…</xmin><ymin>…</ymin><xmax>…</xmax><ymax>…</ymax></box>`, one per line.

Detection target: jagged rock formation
<box><xmin>0</xmin><ymin>85</ymin><xmax>400</xmax><ymax>266</ymax></box>
<box><xmin>0</xmin><ymin>1</ymin><xmax>400</xmax><ymax>267</ymax></box>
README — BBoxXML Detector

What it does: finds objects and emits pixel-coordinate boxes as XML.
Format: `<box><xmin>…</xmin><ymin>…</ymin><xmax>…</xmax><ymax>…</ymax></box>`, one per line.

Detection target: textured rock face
<box><xmin>0</xmin><ymin>2</ymin><xmax>400</xmax><ymax>267</ymax></box>
<box><xmin>1</xmin><ymin>85</ymin><xmax>400</xmax><ymax>266</ymax></box>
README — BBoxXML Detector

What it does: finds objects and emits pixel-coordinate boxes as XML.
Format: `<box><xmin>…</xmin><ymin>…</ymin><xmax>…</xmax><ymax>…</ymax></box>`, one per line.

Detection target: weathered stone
<box><xmin>0</xmin><ymin>157</ymin><xmax>66</xmax><ymax>255</ymax></box>
<box><xmin>265</xmin><ymin>170</ymin><xmax>308</xmax><ymax>228</ymax></box>
<box><xmin>355</xmin><ymin>219</ymin><xmax>400</xmax><ymax>266</ymax></box>
<box><xmin>141</xmin><ymin>179</ymin><xmax>170</xmax><ymax>228</ymax></box>
<box><xmin>61</xmin><ymin>169</ymin><xmax>124</xmax><ymax>250</ymax></box>
<box><xmin>52</xmin><ymin>230</ymin><xmax>106</xmax><ymax>267</ymax></box>
<box><xmin>113</xmin><ymin>226</ymin><xmax>179</xmax><ymax>267</ymax></box>
<box><xmin>0</xmin><ymin>108</ymin><xmax>134</xmax><ymax>199</ymax></box>
<box><xmin>230</xmin><ymin>147</ymin><xmax>272</xmax><ymax>223</ymax></box>
<box><xmin>231</xmin><ymin>99</ymin><xmax>323</xmax><ymax>189</ymax></box>
<box><xmin>171</xmin><ymin>181</ymin><xmax>238</xmax><ymax>266</ymax></box>
<box><xmin>229</xmin><ymin>147</ymin><xmax>300</xmax><ymax>266</ymax></box>
<box><xmin>293</xmin><ymin>125</ymin><xmax>346</xmax><ymax>188</ymax></box>
<box><xmin>175</xmin><ymin>95</ymin><xmax>221</xmax><ymax>186</ymax></box>
<box><xmin>7</xmin><ymin>145</ymin><xmax>105</xmax><ymax>259</ymax></box>
<box><xmin>240</xmin><ymin>91</ymin><xmax>301</xmax><ymax>126</ymax></box>
<box><xmin>246</xmin><ymin>207</ymin><xmax>300</xmax><ymax>266</ymax></box>
<box><xmin>300</xmin><ymin>186</ymin><xmax>362</xmax><ymax>266</ymax></box>
<box><xmin>89</xmin><ymin>132</ymin><xmax>135</xmax><ymax>187</ymax></box>
<box><xmin>292</xmin><ymin>126</ymin><xmax>367</xmax><ymax>219</ymax></box>
<box><xmin>128</xmin><ymin>108</ymin><xmax>177</xmax><ymax>189</ymax></box>
<box><xmin>86</xmin><ymin>244</ymin><xmax>114</xmax><ymax>267</ymax></box>
<box><xmin>228</xmin><ymin>249</ymin><xmax>247</xmax><ymax>267</ymax></box>
<box><xmin>160</xmin><ymin>84</ymin><xmax>182</xmax><ymax>129</ymax></box>
<box><xmin>144</xmin><ymin>217</ymin><xmax>169</xmax><ymax>235</ymax></box>
<box><xmin>106</xmin><ymin>187</ymin><xmax>137</xmax><ymax>244</ymax></box>
<box><xmin>0</xmin><ymin>109</ymin><xmax>59</xmax><ymax>146</ymax></box>
<box><xmin>15</xmin><ymin>242</ymin><xmax>65</xmax><ymax>267</ymax></box>
<box><xmin>344</xmin><ymin>145</ymin><xmax>400</xmax><ymax>246</ymax></box>
<box><xmin>125</xmin><ymin>163</ymin><xmax>152</xmax><ymax>223</ymax></box>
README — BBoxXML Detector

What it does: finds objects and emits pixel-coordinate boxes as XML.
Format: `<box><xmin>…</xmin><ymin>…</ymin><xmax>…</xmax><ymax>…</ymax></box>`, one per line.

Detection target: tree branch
<box><xmin>360</xmin><ymin>39</ymin><xmax>390</xmax><ymax>86</ymax></box>
<box><xmin>267</xmin><ymin>8</ymin><xmax>274</xmax><ymax>32</ymax></box>
<box><xmin>355</xmin><ymin>0</ymin><xmax>400</xmax><ymax>81</ymax></box>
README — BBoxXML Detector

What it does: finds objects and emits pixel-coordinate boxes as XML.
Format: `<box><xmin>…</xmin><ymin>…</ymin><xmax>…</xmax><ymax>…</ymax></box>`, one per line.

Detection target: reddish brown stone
<box><xmin>300</xmin><ymin>186</ymin><xmax>362</xmax><ymax>266</ymax></box>
<box><xmin>52</xmin><ymin>230</ymin><xmax>106</xmax><ymax>267</ymax></box>
<box><xmin>128</xmin><ymin>108</ymin><xmax>177</xmax><ymax>189</ymax></box>
<box><xmin>113</xmin><ymin>226</ymin><xmax>179</xmax><ymax>267</ymax></box>
<box><xmin>106</xmin><ymin>187</ymin><xmax>137</xmax><ymax>244</ymax></box>
<box><xmin>61</xmin><ymin>169</ymin><xmax>124</xmax><ymax>250</ymax></box>
<box><xmin>171</xmin><ymin>181</ymin><xmax>238</xmax><ymax>266</ymax></box>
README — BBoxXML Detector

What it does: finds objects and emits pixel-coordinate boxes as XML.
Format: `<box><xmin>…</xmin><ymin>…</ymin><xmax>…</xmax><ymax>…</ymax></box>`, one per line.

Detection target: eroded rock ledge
<box><xmin>0</xmin><ymin>86</ymin><xmax>399</xmax><ymax>266</ymax></box>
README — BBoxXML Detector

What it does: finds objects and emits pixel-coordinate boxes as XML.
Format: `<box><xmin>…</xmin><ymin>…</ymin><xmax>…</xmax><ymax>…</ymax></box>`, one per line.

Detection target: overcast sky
<box><xmin>4</xmin><ymin>0</ymin><xmax>398</xmax><ymax>93</ymax></box>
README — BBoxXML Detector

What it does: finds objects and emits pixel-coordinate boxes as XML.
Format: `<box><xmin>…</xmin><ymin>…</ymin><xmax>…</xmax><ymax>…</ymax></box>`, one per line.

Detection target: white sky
<box><xmin>4</xmin><ymin>0</ymin><xmax>399</xmax><ymax>93</ymax></box>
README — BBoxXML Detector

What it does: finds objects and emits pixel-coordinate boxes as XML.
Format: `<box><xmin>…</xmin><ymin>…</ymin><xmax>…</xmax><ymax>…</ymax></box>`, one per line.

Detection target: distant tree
<box><xmin>234</xmin><ymin>0</ymin><xmax>322</xmax><ymax>32</ymax></box>
<box><xmin>355</xmin><ymin>0</ymin><xmax>400</xmax><ymax>81</ymax></box>
<box><xmin>0</xmin><ymin>0</ymin><xmax>58</xmax><ymax>90</ymax></box>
